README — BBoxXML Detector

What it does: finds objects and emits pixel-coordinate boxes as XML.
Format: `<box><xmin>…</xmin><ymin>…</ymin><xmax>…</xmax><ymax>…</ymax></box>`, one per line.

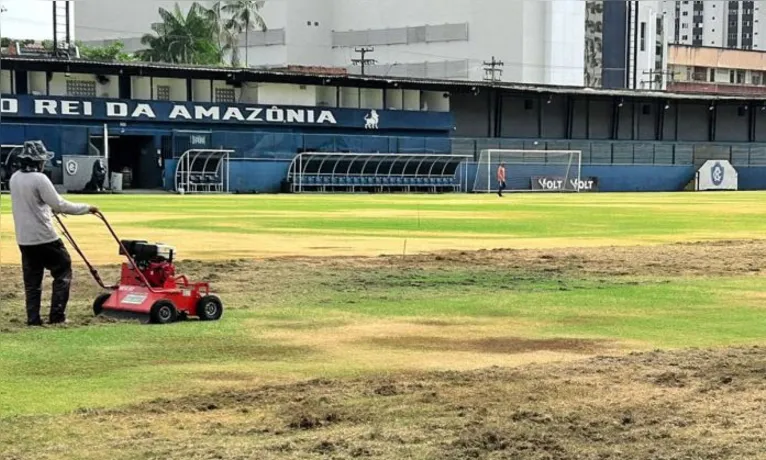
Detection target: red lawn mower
<box><xmin>55</xmin><ymin>211</ymin><xmax>223</xmax><ymax>324</ymax></box>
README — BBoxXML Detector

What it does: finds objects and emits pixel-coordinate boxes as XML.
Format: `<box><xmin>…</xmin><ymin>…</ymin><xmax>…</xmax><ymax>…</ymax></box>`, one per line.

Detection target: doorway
<box><xmin>103</xmin><ymin>135</ymin><xmax>159</xmax><ymax>189</ymax></box>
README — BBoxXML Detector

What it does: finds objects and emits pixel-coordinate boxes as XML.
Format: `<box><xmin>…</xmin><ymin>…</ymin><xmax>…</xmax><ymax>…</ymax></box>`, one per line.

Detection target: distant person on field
<box><xmin>9</xmin><ymin>142</ymin><xmax>98</xmax><ymax>326</ymax></box>
<box><xmin>497</xmin><ymin>163</ymin><xmax>506</xmax><ymax>197</ymax></box>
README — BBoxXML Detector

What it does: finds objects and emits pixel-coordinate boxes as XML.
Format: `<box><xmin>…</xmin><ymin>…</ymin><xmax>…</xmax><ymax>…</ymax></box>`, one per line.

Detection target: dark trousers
<box><xmin>19</xmin><ymin>239</ymin><xmax>73</xmax><ymax>325</ymax></box>
<box><xmin>498</xmin><ymin>180</ymin><xmax>506</xmax><ymax>196</ymax></box>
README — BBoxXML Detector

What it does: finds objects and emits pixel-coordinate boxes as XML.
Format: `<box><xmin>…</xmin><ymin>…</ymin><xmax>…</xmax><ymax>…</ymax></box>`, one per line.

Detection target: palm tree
<box><xmin>207</xmin><ymin>1</ymin><xmax>241</xmax><ymax>67</ymax></box>
<box><xmin>137</xmin><ymin>2</ymin><xmax>221</xmax><ymax>65</ymax></box>
<box><xmin>221</xmin><ymin>0</ymin><xmax>266</xmax><ymax>68</ymax></box>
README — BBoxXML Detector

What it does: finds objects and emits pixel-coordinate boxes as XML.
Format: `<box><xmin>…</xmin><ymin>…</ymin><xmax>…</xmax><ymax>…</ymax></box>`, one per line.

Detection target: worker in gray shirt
<box><xmin>9</xmin><ymin>142</ymin><xmax>98</xmax><ymax>326</ymax></box>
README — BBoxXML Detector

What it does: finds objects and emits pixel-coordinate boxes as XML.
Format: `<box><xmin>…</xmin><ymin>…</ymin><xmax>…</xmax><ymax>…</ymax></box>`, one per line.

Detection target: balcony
<box><xmin>667</xmin><ymin>81</ymin><xmax>766</xmax><ymax>95</ymax></box>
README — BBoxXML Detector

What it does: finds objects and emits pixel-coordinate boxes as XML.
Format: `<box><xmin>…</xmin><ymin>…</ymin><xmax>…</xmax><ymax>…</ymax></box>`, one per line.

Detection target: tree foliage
<box><xmin>220</xmin><ymin>0</ymin><xmax>267</xmax><ymax>67</ymax></box>
<box><xmin>79</xmin><ymin>41</ymin><xmax>136</xmax><ymax>62</ymax></box>
<box><xmin>136</xmin><ymin>1</ymin><xmax>267</xmax><ymax>67</ymax></box>
<box><xmin>137</xmin><ymin>2</ymin><xmax>223</xmax><ymax>65</ymax></box>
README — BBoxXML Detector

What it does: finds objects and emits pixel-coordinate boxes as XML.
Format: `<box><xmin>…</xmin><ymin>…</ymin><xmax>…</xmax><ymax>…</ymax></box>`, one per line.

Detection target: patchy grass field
<box><xmin>1</xmin><ymin>192</ymin><xmax>766</xmax><ymax>459</ymax></box>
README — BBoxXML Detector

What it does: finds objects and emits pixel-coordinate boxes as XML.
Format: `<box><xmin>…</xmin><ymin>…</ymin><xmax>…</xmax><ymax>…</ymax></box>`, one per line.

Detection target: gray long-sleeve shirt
<box><xmin>9</xmin><ymin>171</ymin><xmax>91</xmax><ymax>246</ymax></box>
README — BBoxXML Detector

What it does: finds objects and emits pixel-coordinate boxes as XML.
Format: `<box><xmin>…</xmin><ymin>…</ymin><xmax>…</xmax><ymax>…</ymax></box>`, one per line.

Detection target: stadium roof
<box><xmin>1</xmin><ymin>55</ymin><xmax>763</xmax><ymax>102</ymax></box>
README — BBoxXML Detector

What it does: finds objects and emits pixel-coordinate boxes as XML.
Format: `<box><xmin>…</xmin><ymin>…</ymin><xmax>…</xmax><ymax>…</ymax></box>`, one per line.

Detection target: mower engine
<box><xmin>57</xmin><ymin>210</ymin><xmax>223</xmax><ymax>325</ymax></box>
<box><xmin>120</xmin><ymin>240</ymin><xmax>177</xmax><ymax>288</ymax></box>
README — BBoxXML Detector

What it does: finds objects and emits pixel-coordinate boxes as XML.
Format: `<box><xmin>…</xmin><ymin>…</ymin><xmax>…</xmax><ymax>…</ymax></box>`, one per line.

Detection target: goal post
<box><xmin>472</xmin><ymin>149</ymin><xmax>583</xmax><ymax>193</ymax></box>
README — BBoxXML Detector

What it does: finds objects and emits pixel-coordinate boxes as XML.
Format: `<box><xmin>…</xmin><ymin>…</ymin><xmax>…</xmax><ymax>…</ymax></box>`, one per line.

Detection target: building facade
<box><xmin>74</xmin><ymin>0</ymin><xmax>586</xmax><ymax>86</ymax></box>
<box><xmin>664</xmin><ymin>0</ymin><xmax>762</xmax><ymax>50</ymax></box>
<box><xmin>4</xmin><ymin>57</ymin><xmax>766</xmax><ymax>194</ymax></box>
<box><xmin>667</xmin><ymin>43</ymin><xmax>766</xmax><ymax>94</ymax></box>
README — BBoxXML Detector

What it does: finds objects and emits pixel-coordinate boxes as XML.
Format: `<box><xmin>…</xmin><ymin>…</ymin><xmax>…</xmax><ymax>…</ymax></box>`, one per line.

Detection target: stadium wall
<box><xmin>733</xmin><ymin>167</ymin><xmax>766</xmax><ymax>190</ymax></box>
<box><xmin>458</xmin><ymin>163</ymin><xmax>696</xmax><ymax>193</ymax></box>
<box><xmin>167</xmin><ymin>159</ymin><xmax>697</xmax><ymax>194</ymax></box>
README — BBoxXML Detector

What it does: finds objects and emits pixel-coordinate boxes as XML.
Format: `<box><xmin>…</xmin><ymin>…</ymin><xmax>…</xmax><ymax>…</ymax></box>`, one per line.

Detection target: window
<box><xmin>737</xmin><ymin>70</ymin><xmax>746</xmax><ymax>84</ymax></box>
<box><xmin>692</xmin><ymin>66</ymin><xmax>707</xmax><ymax>81</ymax></box>
<box><xmin>156</xmin><ymin>85</ymin><xmax>171</xmax><ymax>101</ymax></box>
<box><xmin>66</xmin><ymin>80</ymin><xmax>96</xmax><ymax>97</ymax></box>
<box><xmin>730</xmin><ymin>70</ymin><xmax>736</xmax><ymax>83</ymax></box>
<box><xmin>682</xmin><ymin>11</ymin><xmax>688</xmax><ymax>16</ymax></box>
<box><xmin>214</xmin><ymin>87</ymin><xmax>236</xmax><ymax>103</ymax></box>
<box><xmin>682</xmin><ymin>23</ymin><xmax>689</xmax><ymax>29</ymax></box>
<box><xmin>682</xmin><ymin>34</ymin><xmax>689</xmax><ymax>40</ymax></box>
<box><xmin>640</xmin><ymin>22</ymin><xmax>646</xmax><ymax>51</ymax></box>
<box><xmin>753</xmin><ymin>73</ymin><xmax>762</xmax><ymax>85</ymax></box>
<box><xmin>710</xmin><ymin>68</ymin><xmax>716</xmax><ymax>82</ymax></box>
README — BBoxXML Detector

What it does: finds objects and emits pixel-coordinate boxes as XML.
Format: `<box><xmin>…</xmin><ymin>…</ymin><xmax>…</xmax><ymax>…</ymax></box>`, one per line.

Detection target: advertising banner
<box><xmin>531</xmin><ymin>176</ymin><xmax>599</xmax><ymax>192</ymax></box>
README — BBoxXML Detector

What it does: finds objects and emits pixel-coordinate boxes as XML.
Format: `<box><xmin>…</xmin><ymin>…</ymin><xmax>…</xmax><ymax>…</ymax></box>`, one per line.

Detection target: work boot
<box><xmin>49</xmin><ymin>313</ymin><xmax>68</xmax><ymax>325</ymax></box>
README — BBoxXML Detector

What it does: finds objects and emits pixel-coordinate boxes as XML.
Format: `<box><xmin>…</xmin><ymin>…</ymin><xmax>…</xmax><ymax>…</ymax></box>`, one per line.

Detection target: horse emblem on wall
<box><xmin>364</xmin><ymin>110</ymin><xmax>380</xmax><ymax>130</ymax></box>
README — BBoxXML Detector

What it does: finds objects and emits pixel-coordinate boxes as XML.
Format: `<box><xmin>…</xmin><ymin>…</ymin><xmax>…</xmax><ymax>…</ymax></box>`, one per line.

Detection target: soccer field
<box><xmin>1</xmin><ymin>192</ymin><xmax>766</xmax><ymax>459</ymax></box>
<box><xmin>4</xmin><ymin>191</ymin><xmax>766</xmax><ymax>263</ymax></box>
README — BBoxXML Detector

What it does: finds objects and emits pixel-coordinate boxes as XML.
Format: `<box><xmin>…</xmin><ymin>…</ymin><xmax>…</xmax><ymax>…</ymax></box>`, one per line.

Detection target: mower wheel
<box><xmin>150</xmin><ymin>300</ymin><xmax>178</xmax><ymax>325</ymax></box>
<box><xmin>93</xmin><ymin>293</ymin><xmax>112</xmax><ymax>316</ymax></box>
<box><xmin>197</xmin><ymin>295</ymin><xmax>223</xmax><ymax>321</ymax></box>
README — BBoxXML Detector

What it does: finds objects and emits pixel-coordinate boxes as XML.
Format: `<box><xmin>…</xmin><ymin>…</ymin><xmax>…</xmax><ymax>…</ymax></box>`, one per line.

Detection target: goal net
<box><xmin>472</xmin><ymin>149</ymin><xmax>582</xmax><ymax>193</ymax></box>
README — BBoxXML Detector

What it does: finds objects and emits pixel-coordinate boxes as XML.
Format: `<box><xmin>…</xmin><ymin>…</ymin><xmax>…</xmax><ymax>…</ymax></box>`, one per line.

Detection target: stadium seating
<box><xmin>293</xmin><ymin>175</ymin><xmax>459</xmax><ymax>192</ymax></box>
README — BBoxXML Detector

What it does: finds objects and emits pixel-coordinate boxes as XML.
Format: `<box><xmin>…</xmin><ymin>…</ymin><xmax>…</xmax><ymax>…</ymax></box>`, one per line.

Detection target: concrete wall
<box><xmin>582</xmin><ymin>165</ymin><xmax>695</xmax><ymax>192</ymax></box>
<box><xmin>164</xmin><ymin>158</ymin><xmax>290</xmax><ymax>193</ymax></box>
<box><xmin>451</xmin><ymin>91</ymin><xmax>766</xmax><ymax>143</ymax></box>
<box><xmin>734</xmin><ymin>166</ymin><xmax>766</xmax><ymax>190</ymax></box>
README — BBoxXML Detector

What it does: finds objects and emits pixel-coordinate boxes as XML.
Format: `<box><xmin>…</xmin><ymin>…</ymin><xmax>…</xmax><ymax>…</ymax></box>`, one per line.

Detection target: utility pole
<box><xmin>483</xmin><ymin>56</ymin><xmax>504</xmax><ymax>82</ymax></box>
<box><xmin>352</xmin><ymin>47</ymin><xmax>377</xmax><ymax>75</ymax></box>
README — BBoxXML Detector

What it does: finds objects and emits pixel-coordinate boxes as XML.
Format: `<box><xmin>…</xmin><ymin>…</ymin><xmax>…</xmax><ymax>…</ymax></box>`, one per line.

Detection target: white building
<box><xmin>663</xmin><ymin>0</ymin><xmax>762</xmax><ymax>50</ymax></box>
<box><xmin>584</xmin><ymin>1</ymin><xmax>668</xmax><ymax>90</ymax></box>
<box><xmin>74</xmin><ymin>0</ymin><xmax>586</xmax><ymax>87</ymax></box>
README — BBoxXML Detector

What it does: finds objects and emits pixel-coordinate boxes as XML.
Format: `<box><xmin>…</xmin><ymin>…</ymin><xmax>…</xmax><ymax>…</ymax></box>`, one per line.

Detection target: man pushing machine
<box><xmin>9</xmin><ymin>142</ymin><xmax>98</xmax><ymax>326</ymax></box>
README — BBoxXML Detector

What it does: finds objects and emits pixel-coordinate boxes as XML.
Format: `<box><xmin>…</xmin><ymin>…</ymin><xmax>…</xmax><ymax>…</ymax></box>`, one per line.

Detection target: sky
<box><xmin>1</xmin><ymin>0</ymin><xmax>58</xmax><ymax>41</ymax></box>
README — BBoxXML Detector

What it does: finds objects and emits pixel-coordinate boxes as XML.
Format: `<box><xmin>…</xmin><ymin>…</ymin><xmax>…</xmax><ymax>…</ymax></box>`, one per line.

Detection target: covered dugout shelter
<box><xmin>174</xmin><ymin>148</ymin><xmax>233</xmax><ymax>193</ymax></box>
<box><xmin>286</xmin><ymin>152</ymin><xmax>471</xmax><ymax>193</ymax></box>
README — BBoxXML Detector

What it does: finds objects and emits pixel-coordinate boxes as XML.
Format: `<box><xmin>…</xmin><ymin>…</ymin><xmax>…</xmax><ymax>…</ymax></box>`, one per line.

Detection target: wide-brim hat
<box><xmin>16</xmin><ymin>141</ymin><xmax>54</xmax><ymax>162</ymax></box>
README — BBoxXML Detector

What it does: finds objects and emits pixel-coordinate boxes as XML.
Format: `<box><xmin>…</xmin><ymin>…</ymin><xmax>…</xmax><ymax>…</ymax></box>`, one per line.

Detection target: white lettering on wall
<box><xmin>286</xmin><ymin>109</ymin><xmax>304</xmax><ymax>123</ymax></box>
<box><xmin>61</xmin><ymin>100</ymin><xmax>80</xmax><ymax>116</ymax></box>
<box><xmin>19</xmin><ymin>97</ymin><xmax>344</xmax><ymax>126</ymax></box>
<box><xmin>107</xmin><ymin>102</ymin><xmax>128</xmax><ymax>117</ymax></box>
<box><xmin>316</xmin><ymin>110</ymin><xmax>337</xmax><ymax>124</ymax></box>
<box><xmin>0</xmin><ymin>98</ymin><xmax>19</xmax><ymax>114</ymax></box>
<box><xmin>194</xmin><ymin>106</ymin><xmax>220</xmax><ymax>120</ymax></box>
<box><xmin>222</xmin><ymin>107</ymin><xmax>245</xmax><ymax>121</ymax></box>
<box><xmin>169</xmin><ymin>105</ymin><xmax>192</xmax><ymax>120</ymax></box>
<box><xmin>133</xmin><ymin>103</ymin><xmax>156</xmax><ymax>118</ymax></box>
<box><xmin>35</xmin><ymin>100</ymin><xmax>57</xmax><ymax>115</ymax></box>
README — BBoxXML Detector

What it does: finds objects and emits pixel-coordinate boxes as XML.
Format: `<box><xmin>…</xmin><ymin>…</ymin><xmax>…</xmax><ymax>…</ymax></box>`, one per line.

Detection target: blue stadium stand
<box><xmin>286</xmin><ymin>153</ymin><xmax>471</xmax><ymax>193</ymax></box>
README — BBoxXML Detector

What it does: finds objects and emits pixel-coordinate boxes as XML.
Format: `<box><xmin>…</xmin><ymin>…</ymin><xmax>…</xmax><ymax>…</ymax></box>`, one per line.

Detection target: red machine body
<box><xmin>55</xmin><ymin>212</ymin><xmax>223</xmax><ymax>324</ymax></box>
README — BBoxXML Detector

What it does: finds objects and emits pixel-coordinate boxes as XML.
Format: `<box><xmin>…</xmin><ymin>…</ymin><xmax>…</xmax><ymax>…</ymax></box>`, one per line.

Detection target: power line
<box><xmin>351</xmin><ymin>46</ymin><xmax>376</xmax><ymax>75</ymax></box>
<box><xmin>483</xmin><ymin>56</ymin><xmax>503</xmax><ymax>82</ymax></box>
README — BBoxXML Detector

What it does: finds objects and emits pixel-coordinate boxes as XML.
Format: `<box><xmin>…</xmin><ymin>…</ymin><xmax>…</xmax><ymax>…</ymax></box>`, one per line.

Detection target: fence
<box><xmin>197</xmin><ymin>131</ymin><xmax>766</xmax><ymax>166</ymax></box>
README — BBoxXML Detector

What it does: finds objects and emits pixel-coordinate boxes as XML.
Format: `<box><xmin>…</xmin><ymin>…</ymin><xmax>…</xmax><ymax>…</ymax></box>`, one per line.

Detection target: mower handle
<box><xmin>55</xmin><ymin>210</ymin><xmax>164</xmax><ymax>294</ymax></box>
<box><xmin>54</xmin><ymin>213</ymin><xmax>116</xmax><ymax>290</ymax></box>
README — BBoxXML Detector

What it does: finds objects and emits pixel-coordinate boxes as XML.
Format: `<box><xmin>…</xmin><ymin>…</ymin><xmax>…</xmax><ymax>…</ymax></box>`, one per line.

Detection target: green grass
<box><xmin>2</xmin><ymin>192</ymin><xmax>766</xmax><ymax>418</ymax></box>
<box><xmin>5</xmin><ymin>191</ymin><xmax>766</xmax><ymax>241</ymax></box>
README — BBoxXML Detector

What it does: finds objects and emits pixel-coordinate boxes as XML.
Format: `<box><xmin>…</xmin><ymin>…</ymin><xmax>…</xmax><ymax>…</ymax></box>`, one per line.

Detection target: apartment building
<box><xmin>667</xmin><ymin>43</ymin><xmax>766</xmax><ymax>94</ymax></box>
<box><xmin>664</xmin><ymin>0</ymin><xmax>762</xmax><ymax>49</ymax></box>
